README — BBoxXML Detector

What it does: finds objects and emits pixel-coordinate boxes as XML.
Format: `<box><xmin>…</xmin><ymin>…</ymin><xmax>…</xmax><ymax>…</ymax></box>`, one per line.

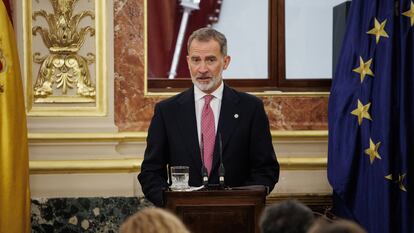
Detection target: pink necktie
<box><xmin>201</xmin><ymin>95</ymin><xmax>215</xmax><ymax>175</ymax></box>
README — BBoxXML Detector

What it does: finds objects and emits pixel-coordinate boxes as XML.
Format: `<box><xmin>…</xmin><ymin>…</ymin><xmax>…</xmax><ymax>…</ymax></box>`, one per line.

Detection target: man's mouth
<box><xmin>197</xmin><ymin>76</ymin><xmax>211</xmax><ymax>81</ymax></box>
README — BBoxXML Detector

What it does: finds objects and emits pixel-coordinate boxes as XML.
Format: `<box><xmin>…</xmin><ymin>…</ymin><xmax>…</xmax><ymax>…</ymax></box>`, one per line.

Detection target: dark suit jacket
<box><xmin>138</xmin><ymin>85</ymin><xmax>279</xmax><ymax>206</ymax></box>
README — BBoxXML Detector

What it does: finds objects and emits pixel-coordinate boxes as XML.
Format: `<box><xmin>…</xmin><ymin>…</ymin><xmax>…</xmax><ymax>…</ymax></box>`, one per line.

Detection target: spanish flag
<box><xmin>0</xmin><ymin>0</ymin><xmax>31</xmax><ymax>232</ymax></box>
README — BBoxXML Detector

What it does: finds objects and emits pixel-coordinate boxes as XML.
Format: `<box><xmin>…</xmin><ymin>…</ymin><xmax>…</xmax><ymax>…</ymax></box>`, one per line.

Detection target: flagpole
<box><xmin>168</xmin><ymin>0</ymin><xmax>200</xmax><ymax>79</ymax></box>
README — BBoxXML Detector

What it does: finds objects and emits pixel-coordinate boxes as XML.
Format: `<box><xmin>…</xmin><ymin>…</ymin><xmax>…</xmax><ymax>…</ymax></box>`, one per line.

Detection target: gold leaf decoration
<box><xmin>32</xmin><ymin>0</ymin><xmax>96</xmax><ymax>98</ymax></box>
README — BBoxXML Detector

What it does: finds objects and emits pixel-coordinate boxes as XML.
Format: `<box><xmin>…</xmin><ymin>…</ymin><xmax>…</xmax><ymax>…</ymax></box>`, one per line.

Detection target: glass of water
<box><xmin>170</xmin><ymin>166</ymin><xmax>190</xmax><ymax>191</ymax></box>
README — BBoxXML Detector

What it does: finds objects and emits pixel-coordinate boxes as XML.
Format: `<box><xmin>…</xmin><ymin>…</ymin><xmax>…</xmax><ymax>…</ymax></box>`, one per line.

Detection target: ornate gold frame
<box><xmin>23</xmin><ymin>0</ymin><xmax>107</xmax><ymax>116</ymax></box>
<box><xmin>28</xmin><ymin>130</ymin><xmax>327</xmax><ymax>143</ymax></box>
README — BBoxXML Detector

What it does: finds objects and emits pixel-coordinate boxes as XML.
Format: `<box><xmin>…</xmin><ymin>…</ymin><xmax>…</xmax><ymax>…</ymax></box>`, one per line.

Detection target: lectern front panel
<box><xmin>177</xmin><ymin>205</ymin><xmax>254</xmax><ymax>233</ymax></box>
<box><xmin>164</xmin><ymin>188</ymin><xmax>266</xmax><ymax>233</ymax></box>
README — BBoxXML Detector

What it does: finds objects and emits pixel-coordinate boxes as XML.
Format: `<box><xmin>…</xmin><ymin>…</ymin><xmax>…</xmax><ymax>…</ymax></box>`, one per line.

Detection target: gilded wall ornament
<box><xmin>32</xmin><ymin>0</ymin><xmax>96</xmax><ymax>98</ymax></box>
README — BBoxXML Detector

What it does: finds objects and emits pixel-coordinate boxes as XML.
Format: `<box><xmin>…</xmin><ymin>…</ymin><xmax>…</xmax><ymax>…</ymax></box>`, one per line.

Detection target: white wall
<box><xmin>213</xmin><ymin>0</ymin><xmax>268</xmax><ymax>79</ymax></box>
<box><xmin>285</xmin><ymin>0</ymin><xmax>346</xmax><ymax>79</ymax></box>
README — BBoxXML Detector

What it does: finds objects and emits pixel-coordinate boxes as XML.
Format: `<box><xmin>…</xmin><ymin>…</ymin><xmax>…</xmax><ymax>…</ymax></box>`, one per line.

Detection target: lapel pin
<box><xmin>234</xmin><ymin>114</ymin><xmax>239</xmax><ymax>119</ymax></box>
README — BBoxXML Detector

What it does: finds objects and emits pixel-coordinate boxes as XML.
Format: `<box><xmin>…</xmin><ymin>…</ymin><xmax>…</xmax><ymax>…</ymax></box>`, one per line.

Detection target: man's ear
<box><xmin>223</xmin><ymin>56</ymin><xmax>231</xmax><ymax>70</ymax></box>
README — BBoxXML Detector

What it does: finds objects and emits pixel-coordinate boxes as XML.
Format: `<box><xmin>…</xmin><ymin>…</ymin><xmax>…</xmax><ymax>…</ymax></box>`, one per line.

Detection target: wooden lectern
<box><xmin>164</xmin><ymin>186</ymin><xmax>266</xmax><ymax>233</ymax></box>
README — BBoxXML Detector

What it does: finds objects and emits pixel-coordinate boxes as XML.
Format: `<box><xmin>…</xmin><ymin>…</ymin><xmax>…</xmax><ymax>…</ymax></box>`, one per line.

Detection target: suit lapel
<box><xmin>212</xmin><ymin>85</ymin><xmax>240</xmax><ymax>171</ymax></box>
<box><xmin>176</xmin><ymin>87</ymin><xmax>202</xmax><ymax>169</ymax></box>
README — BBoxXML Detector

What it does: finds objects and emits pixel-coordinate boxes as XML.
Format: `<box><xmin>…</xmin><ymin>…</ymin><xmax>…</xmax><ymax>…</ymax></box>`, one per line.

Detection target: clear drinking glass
<box><xmin>170</xmin><ymin>166</ymin><xmax>190</xmax><ymax>191</ymax></box>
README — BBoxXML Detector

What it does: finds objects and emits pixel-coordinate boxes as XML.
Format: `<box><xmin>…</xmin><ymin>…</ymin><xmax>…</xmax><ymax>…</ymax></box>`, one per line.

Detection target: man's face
<box><xmin>187</xmin><ymin>39</ymin><xmax>231</xmax><ymax>94</ymax></box>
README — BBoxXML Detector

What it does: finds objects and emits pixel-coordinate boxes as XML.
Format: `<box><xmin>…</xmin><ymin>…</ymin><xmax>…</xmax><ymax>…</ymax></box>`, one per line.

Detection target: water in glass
<box><xmin>170</xmin><ymin>166</ymin><xmax>189</xmax><ymax>191</ymax></box>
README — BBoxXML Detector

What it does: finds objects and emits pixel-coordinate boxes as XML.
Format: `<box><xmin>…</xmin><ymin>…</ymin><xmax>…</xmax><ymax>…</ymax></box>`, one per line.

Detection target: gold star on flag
<box><xmin>364</xmin><ymin>138</ymin><xmax>381</xmax><ymax>164</ymax></box>
<box><xmin>367</xmin><ymin>18</ymin><xmax>389</xmax><ymax>44</ymax></box>
<box><xmin>385</xmin><ymin>173</ymin><xmax>407</xmax><ymax>192</ymax></box>
<box><xmin>353</xmin><ymin>57</ymin><xmax>374</xmax><ymax>83</ymax></box>
<box><xmin>403</xmin><ymin>1</ymin><xmax>414</xmax><ymax>26</ymax></box>
<box><xmin>351</xmin><ymin>99</ymin><xmax>372</xmax><ymax>125</ymax></box>
<box><xmin>397</xmin><ymin>174</ymin><xmax>407</xmax><ymax>192</ymax></box>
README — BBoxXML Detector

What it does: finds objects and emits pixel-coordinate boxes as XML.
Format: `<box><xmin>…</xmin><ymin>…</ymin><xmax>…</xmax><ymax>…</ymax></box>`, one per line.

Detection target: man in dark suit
<box><xmin>138</xmin><ymin>28</ymin><xmax>279</xmax><ymax>206</ymax></box>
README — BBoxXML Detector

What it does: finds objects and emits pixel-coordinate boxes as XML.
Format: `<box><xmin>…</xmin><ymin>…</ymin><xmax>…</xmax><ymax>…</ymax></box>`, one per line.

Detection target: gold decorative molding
<box><xmin>251</xmin><ymin>91</ymin><xmax>329</xmax><ymax>97</ymax></box>
<box><xmin>271</xmin><ymin>130</ymin><xmax>328</xmax><ymax>140</ymax></box>
<box><xmin>28</xmin><ymin>130</ymin><xmax>328</xmax><ymax>143</ymax></box>
<box><xmin>29</xmin><ymin>157</ymin><xmax>326</xmax><ymax>174</ymax></box>
<box><xmin>28</xmin><ymin>132</ymin><xmax>148</xmax><ymax>143</ymax></box>
<box><xmin>23</xmin><ymin>0</ymin><xmax>107</xmax><ymax>116</ymax></box>
<box><xmin>29</xmin><ymin>158</ymin><xmax>142</xmax><ymax>174</ymax></box>
<box><xmin>279</xmin><ymin>157</ymin><xmax>327</xmax><ymax>170</ymax></box>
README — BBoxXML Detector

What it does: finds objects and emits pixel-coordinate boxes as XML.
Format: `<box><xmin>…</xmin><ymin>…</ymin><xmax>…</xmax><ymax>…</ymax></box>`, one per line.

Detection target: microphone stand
<box><xmin>200</xmin><ymin>134</ymin><xmax>209</xmax><ymax>187</ymax></box>
<box><xmin>167</xmin><ymin>164</ymin><xmax>172</xmax><ymax>187</ymax></box>
<box><xmin>218</xmin><ymin>133</ymin><xmax>225</xmax><ymax>188</ymax></box>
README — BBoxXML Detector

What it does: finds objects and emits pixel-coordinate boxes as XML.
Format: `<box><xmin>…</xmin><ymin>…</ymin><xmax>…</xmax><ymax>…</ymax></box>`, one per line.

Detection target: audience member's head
<box><xmin>307</xmin><ymin>218</ymin><xmax>366</xmax><ymax>233</ymax></box>
<box><xmin>119</xmin><ymin>207</ymin><xmax>190</xmax><ymax>233</ymax></box>
<box><xmin>259</xmin><ymin>199</ymin><xmax>315</xmax><ymax>233</ymax></box>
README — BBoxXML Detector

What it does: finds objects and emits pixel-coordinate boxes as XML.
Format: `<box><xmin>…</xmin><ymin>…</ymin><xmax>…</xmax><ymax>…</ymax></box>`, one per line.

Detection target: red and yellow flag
<box><xmin>0</xmin><ymin>0</ymin><xmax>31</xmax><ymax>232</ymax></box>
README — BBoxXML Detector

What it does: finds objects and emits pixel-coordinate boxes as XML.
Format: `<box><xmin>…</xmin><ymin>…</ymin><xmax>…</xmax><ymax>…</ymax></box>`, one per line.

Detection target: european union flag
<box><xmin>328</xmin><ymin>0</ymin><xmax>414</xmax><ymax>232</ymax></box>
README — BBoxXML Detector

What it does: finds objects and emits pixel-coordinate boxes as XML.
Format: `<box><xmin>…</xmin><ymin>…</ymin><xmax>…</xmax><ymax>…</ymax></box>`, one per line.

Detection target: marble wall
<box><xmin>113</xmin><ymin>0</ymin><xmax>329</xmax><ymax>131</ymax></box>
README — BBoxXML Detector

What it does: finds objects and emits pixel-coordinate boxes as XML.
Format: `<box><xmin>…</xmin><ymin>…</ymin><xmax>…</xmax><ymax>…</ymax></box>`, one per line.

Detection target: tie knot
<box><xmin>204</xmin><ymin>95</ymin><xmax>214</xmax><ymax>105</ymax></box>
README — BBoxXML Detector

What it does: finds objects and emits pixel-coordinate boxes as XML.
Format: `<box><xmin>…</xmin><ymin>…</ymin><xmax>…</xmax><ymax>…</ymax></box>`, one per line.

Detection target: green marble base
<box><xmin>31</xmin><ymin>197</ymin><xmax>153</xmax><ymax>233</ymax></box>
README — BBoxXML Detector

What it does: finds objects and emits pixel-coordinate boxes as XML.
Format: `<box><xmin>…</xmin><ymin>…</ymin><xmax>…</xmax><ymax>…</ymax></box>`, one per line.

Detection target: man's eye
<box><xmin>206</xmin><ymin>58</ymin><xmax>216</xmax><ymax>64</ymax></box>
<box><xmin>191</xmin><ymin>58</ymin><xmax>201</xmax><ymax>64</ymax></box>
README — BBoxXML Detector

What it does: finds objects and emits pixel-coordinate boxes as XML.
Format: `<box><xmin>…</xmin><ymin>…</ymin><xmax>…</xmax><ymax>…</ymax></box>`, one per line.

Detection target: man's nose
<box><xmin>198</xmin><ymin>61</ymin><xmax>208</xmax><ymax>73</ymax></box>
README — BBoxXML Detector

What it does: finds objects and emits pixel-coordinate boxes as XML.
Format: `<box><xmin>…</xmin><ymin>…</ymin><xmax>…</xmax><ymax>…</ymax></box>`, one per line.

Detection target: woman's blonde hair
<box><xmin>119</xmin><ymin>207</ymin><xmax>191</xmax><ymax>233</ymax></box>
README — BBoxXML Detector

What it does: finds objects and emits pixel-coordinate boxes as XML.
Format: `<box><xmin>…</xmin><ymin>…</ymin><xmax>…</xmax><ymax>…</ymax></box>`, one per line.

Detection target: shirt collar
<box><xmin>194</xmin><ymin>81</ymin><xmax>224</xmax><ymax>101</ymax></box>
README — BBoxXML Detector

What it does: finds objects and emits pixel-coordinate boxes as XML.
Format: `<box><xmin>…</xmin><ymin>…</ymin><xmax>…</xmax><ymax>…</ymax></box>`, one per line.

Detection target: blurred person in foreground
<box><xmin>307</xmin><ymin>218</ymin><xmax>366</xmax><ymax>233</ymax></box>
<box><xmin>259</xmin><ymin>199</ymin><xmax>315</xmax><ymax>233</ymax></box>
<box><xmin>119</xmin><ymin>207</ymin><xmax>190</xmax><ymax>233</ymax></box>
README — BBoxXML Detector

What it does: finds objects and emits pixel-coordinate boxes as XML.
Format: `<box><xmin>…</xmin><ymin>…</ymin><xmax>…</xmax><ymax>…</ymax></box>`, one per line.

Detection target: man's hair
<box><xmin>187</xmin><ymin>27</ymin><xmax>228</xmax><ymax>56</ymax></box>
<box><xmin>119</xmin><ymin>207</ymin><xmax>190</xmax><ymax>233</ymax></box>
<box><xmin>259</xmin><ymin>199</ymin><xmax>315</xmax><ymax>233</ymax></box>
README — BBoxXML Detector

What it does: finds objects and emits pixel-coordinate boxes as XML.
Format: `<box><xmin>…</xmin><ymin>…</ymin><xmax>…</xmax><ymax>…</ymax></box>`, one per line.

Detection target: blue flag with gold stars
<box><xmin>328</xmin><ymin>0</ymin><xmax>414</xmax><ymax>232</ymax></box>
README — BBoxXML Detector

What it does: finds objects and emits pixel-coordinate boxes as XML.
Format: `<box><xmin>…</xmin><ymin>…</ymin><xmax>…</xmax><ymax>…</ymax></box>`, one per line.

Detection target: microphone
<box><xmin>200</xmin><ymin>134</ymin><xmax>209</xmax><ymax>187</ymax></box>
<box><xmin>218</xmin><ymin>133</ymin><xmax>225</xmax><ymax>187</ymax></box>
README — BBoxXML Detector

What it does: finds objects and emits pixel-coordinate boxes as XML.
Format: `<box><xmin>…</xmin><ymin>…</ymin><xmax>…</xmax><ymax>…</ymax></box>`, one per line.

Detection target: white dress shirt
<box><xmin>194</xmin><ymin>82</ymin><xmax>223</xmax><ymax>145</ymax></box>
